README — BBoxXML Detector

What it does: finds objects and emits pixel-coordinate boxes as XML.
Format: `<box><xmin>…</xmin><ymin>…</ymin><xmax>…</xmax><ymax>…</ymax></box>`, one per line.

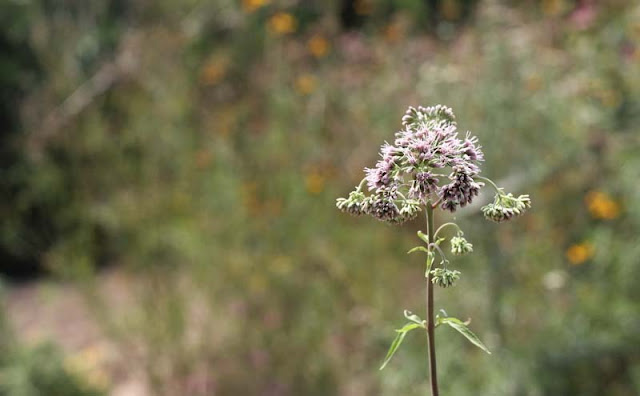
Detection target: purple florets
<box><xmin>438</xmin><ymin>172</ymin><xmax>482</xmax><ymax>212</ymax></box>
<box><xmin>337</xmin><ymin>105</ymin><xmax>487</xmax><ymax>224</ymax></box>
<box><xmin>409</xmin><ymin>171</ymin><xmax>439</xmax><ymax>202</ymax></box>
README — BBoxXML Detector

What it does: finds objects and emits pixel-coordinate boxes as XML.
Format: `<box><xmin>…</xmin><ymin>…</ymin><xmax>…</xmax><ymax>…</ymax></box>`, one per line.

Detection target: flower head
<box><xmin>339</xmin><ymin>105</ymin><xmax>485</xmax><ymax>222</ymax></box>
<box><xmin>430</xmin><ymin>268</ymin><xmax>461</xmax><ymax>288</ymax></box>
<box><xmin>336</xmin><ymin>105</ymin><xmax>527</xmax><ymax>225</ymax></box>
<box><xmin>566</xmin><ymin>242</ymin><xmax>595</xmax><ymax>265</ymax></box>
<box><xmin>308</xmin><ymin>35</ymin><xmax>330</xmax><ymax>58</ymax></box>
<box><xmin>336</xmin><ymin>190</ymin><xmax>368</xmax><ymax>216</ymax></box>
<box><xmin>268</xmin><ymin>12</ymin><xmax>297</xmax><ymax>35</ymax></box>
<box><xmin>450</xmin><ymin>234</ymin><xmax>473</xmax><ymax>256</ymax></box>
<box><xmin>482</xmin><ymin>193</ymin><xmax>531</xmax><ymax>223</ymax></box>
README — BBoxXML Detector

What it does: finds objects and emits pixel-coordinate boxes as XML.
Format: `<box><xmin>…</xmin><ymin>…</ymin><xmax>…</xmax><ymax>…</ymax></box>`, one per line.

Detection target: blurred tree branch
<box><xmin>27</xmin><ymin>32</ymin><xmax>141</xmax><ymax>160</ymax></box>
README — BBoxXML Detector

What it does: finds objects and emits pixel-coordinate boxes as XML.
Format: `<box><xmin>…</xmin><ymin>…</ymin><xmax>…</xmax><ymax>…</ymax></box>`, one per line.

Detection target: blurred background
<box><xmin>1</xmin><ymin>0</ymin><xmax>639</xmax><ymax>395</ymax></box>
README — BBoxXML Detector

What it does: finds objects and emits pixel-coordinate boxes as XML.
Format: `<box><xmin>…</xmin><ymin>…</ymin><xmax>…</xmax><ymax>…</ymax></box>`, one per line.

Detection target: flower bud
<box><xmin>450</xmin><ymin>235</ymin><xmax>473</xmax><ymax>256</ymax></box>
<box><xmin>482</xmin><ymin>192</ymin><xmax>531</xmax><ymax>223</ymax></box>
<box><xmin>430</xmin><ymin>268</ymin><xmax>461</xmax><ymax>288</ymax></box>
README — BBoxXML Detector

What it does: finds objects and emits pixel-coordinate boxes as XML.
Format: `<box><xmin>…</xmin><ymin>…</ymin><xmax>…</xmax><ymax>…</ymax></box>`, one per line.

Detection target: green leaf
<box><xmin>417</xmin><ymin>230</ymin><xmax>429</xmax><ymax>244</ymax></box>
<box><xmin>403</xmin><ymin>310</ymin><xmax>426</xmax><ymax>326</ymax></box>
<box><xmin>408</xmin><ymin>246</ymin><xmax>429</xmax><ymax>255</ymax></box>
<box><xmin>397</xmin><ymin>322</ymin><xmax>423</xmax><ymax>333</ymax></box>
<box><xmin>438</xmin><ymin>316</ymin><xmax>491</xmax><ymax>354</ymax></box>
<box><xmin>379</xmin><ymin>322</ymin><xmax>424</xmax><ymax>370</ymax></box>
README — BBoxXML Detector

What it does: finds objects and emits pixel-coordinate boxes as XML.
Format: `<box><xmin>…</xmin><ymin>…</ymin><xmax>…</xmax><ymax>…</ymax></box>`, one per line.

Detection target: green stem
<box><xmin>355</xmin><ymin>177</ymin><xmax>368</xmax><ymax>192</ymax></box>
<box><xmin>477</xmin><ymin>176</ymin><xmax>502</xmax><ymax>194</ymax></box>
<box><xmin>433</xmin><ymin>222</ymin><xmax>463</xmax><ymax>240</ymax></box>
<box><xmin>430</xmin><ymin>243</ymin><xmax>448</xmax><ymax>268</ymax></box>
<box><xmin>425</xmin><ymin>204</ymin><xmax>439</xmax><ymax>396</ymax></box>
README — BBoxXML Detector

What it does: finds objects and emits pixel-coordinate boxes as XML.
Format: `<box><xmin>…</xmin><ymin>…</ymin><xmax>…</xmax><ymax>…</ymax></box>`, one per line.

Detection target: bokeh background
<box><xmin>1</xmin><ymin>0</ymin><xmax>640</xmax><ymax>395</ymax></box>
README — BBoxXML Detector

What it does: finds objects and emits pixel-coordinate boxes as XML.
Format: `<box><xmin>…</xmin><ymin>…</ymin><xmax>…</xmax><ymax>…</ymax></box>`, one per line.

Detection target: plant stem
<box><xmin>433</xmin><ymin>222</ymin><xmax>463</xmax><ymax>240</ymax></box>
<box><xmin>425</xmin><ymin>204</ymin><xmax>439</xmax><ymax>396</ymax></box>
<box><xmin>477</xmin><ymin>176</ymin><xmax>502</xmax><ymax>194</ymax></box>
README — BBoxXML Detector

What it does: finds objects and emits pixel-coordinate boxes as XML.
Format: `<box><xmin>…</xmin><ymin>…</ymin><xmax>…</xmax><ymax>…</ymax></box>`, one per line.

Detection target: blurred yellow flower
<box><xmin>268</xmin><ymin>12</ymin><xmax>297</xmax><ymax>35</ymax></box>
<box><xmin>242</xmin><ymin>0</ymin><xmax>269</xmax><ymax>13</ymax></box>
<box><xmin>308</xmin><ymin>35</ymin><xmax>330</xmax><ymax>58</ymax></box>
<box><xmin>384</xmin><ymin>23</ymin><xmax>401</xmax><ymax>43</ymax></box>
<box><xmin>200</xmin><ymin>55</ymin><xmax>229</xmax><ymax>86</ymax></box>
<box><xmin>566</xmin><ymin>242</ymin><xmax>594</xmax><ymax>265</ymax></box>
<box><xmin>295</xmin><ymin>74</ymin><xmax>316</xmax><ymax>95</ymax></box>
<box><xmin>585</xmin><ymin>190</ymin><xmax>620</xmax><ymax>220</ymax></box>
<box><xmin>305</xmin><ymin>171</ymin><xmax>325</xmax><ymax>195</ymax></box>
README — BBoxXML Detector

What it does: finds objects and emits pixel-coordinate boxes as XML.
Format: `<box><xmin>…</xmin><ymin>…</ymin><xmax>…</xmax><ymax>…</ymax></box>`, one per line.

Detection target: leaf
<box><xmin>397</xmin><ymin>322</ymin><xmax>424</xmax><ymax>333</ymax></box>
<box><xmin>438</xmin><ymin>316</ymin><xmax>491</xmax><ymax>354</ymax></box>
<box><xmin>408</xmin><ymin>246</ymin><xmax>429</xmax><ymax>255</ymax></box>
<box><xmin>417</xmin><ymin>230</ymin><xmax>429</xmax><ymax>244</ymax></box>
<box><xmin>403</xmin><ymin>310</ymin><xmax>426</xmax><ymax>326</ymax></box>
<box><xmin>379</xmin><ymin>322</ymin><xmax>424</xmax><ymax>370</ymax></box>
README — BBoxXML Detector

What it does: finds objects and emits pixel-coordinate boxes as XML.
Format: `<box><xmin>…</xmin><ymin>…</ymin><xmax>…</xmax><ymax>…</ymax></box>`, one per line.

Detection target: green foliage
<box><xmin>407</xmin><ymin>246</ymin><xmax>429</xmax><ymax>255</ymax></box>
<box><xmin>0</xmin><ymin>344</ymin><xmax>105</xmax><ymax>396</ymax></box>
<box><xmin>380</xmin><ymin>322</ymin><xmax>424</xmax><ymax>371</ymax></box>
<box><xmin>380</xmin><ymin>311</ymin><xmax>426</xmax><ymax>370</ymax></box>
<box><xmin>0</xmin><ymin>287</ymin><xmax>104</xmax><ymax>396</ymax></box>
<box><xmin>436</xmin><ymin>314</ymin><xmax>491</xmax><ymax>355</ymax></box>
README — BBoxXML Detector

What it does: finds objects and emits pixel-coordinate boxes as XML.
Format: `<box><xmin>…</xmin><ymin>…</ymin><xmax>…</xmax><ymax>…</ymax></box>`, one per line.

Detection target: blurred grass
<box><xmin>1</xmin><ymin>0</ymin><xmax>640</xmax><ymax>395</ymax></box>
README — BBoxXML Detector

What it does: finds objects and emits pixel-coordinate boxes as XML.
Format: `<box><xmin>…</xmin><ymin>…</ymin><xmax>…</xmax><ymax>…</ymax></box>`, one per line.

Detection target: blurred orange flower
<box><xmin>295</xmin><ymin>74</ymin><xmax>316</xmax><ymax>95</ymax></box>
<box><xmin>200</xmin><ymin>55</ymin><xmax>229</xmax><ymax>86</ymax></box>
<box><xmin>242</xmin><ymin>0</ymin><xmax>269</xmax><ymax>13</ymax></box>
<box><xmin>268</xmin><ymin>12</ymin><xmax>297</xmax><ymax>35</ymax></box>
<box><xmin>308</xmin><ymin>35</ymin><xmax>330</xmax><ymax>58</ymax></box>
<box><xmin>383</xmin><ymin>23</ymin><xmax>401</xmax><ymax>43</ymax></box>
<box><xmin>566</xmin><ymin>242</ymin><xmax>594</xmax><ymax>265</ymax></box>
<box><xmin>305</xmin><ymin>171</ymin><xmax>325</xmax><ymax>195</ymax></box>
<box><xmin>585</xmin><ymin>191</ymin><xmax>620</xmax><ymax>220</ymax></box>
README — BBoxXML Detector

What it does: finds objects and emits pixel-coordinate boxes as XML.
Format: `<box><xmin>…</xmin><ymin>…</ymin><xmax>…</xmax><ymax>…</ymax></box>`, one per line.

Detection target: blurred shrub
<box><xmin>0</xmin><ymin>284</ymin><xmax>105</xmax><ymax>396</ymax></box>
<box><xmin>0</xmin><ymin>343</ymin><xmax>106</xmax><ymax>396</ymax></box>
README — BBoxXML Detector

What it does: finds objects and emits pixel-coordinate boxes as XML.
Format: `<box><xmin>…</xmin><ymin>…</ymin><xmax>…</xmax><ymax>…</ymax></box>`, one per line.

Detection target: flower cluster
<box><xmin>336</xmin><ymin>190</ymin><xmax>368</xmax><ymax>216</ymax></box>
<box><xmin>481</xmin><ymin>192</ymin><xmax>531</xmax><ymax>223</ymax></box>
<box><xmin>430</xmin><ymin>268</ymin><xmax>461</xmax><ymax>288</ymax></box>
<box><xmin>337</xmin><ymin>105</ymin><xmax>486</xmax><ymax>224</ymax></box>
<box><xmin>450</xmin><ymin>234</ymin><xmax>473</xmax><ymax>256</ymax></box>
<box><xmin>336</xmin><ymin>186</ymin><xmax>422</xmax><ymax>223</ymax></box>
